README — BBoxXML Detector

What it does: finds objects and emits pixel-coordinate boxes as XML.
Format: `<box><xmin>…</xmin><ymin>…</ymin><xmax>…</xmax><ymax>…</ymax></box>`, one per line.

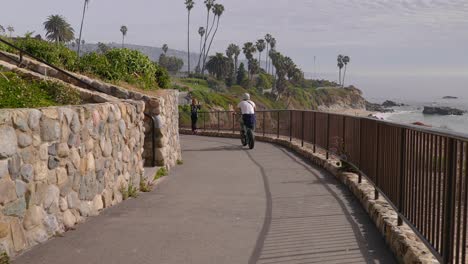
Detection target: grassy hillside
<box><xmin>176</xmin><ymin>76</ymin><xmax>366</xmax><ymax>128</ymax></box>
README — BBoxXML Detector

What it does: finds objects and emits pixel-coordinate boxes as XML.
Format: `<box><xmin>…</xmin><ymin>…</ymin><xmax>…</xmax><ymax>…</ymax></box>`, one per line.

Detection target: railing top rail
<box><xmin>0</xmin><ymin>38</ymin><xmax>95</xmax><ymax>92</ymax></box>
<box><xmin>194</xmin><ymin>109</ymin><xmax>468</xmax><ymax>141</ymax></box>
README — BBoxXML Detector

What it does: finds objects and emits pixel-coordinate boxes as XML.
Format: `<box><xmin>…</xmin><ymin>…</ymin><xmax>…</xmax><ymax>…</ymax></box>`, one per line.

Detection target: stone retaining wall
<box><xmin>0</xmin><ymin>101</ymin><xmax>145</xmax><ymax>257</ymax></box>
<box><xmin>0</xmin><ymin>50</ymin><xmax>181</xmax><ymax>169</ymax></box>
<box><xmin>180</xmin><ymin>129</ymin><xmax>439</xmax><ymax>264</ymax></box>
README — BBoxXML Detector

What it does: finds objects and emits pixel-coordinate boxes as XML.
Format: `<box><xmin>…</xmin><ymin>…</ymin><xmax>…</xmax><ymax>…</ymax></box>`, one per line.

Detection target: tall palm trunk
<box><xmin>342</xmin><ymin>65</ymin><xmax>347</xmax><ymax>88</ymax></box>
<box><xmin>258</xmin><ymin>52</ymin><xmax>262</xmax><ymax>71</ymax></box>
<box><xmin>234</xmin><ymin>56</ymin><xmax>238</xmax><ymax>76</ymax></box>
<box><xmin>199</xmin><ymin>11</ymin><xmax>211</xmax><ymax>74</ymax></box>
<box><xmin>187</xmin><ymin>11</ymin><xmax>191</xmax><ymax>74</ymax></box>
<box><xmin>202</xmin><ymin>14</ymin><xmax>217</xmax><ymax>74</ymax></box>
<box><xmin>122</xmin><ymin>35</ymin><xmax>124</xmax><ymax>48</ymax></box>
<box><xmin>265</xmin><ymin>44</ymin><xmax>269</xmax><ymax>74</ymax></box>
<box><xmin>77</xmin><ymin>1</ymin><xmax>87</xmax><ymax>56</ymax></box>
<box><xmin>197</xmin><ymin>35</ymin><xmax>203</xmax><ymax>72</ymax></box>
<box><xmin>203</xmin><ymin>17</ymin><xmax>220</xmax><ymax>73</ymax></box>
<box><xmin>338</xmin><ymin>69</ymin><xmax>342</xmax><ymax>86</ymax></box>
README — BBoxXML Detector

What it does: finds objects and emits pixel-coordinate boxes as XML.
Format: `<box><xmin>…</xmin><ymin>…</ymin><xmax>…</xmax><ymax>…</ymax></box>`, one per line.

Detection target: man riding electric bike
<box><xmin>237</xmin><ymin>93</ymin><xmax>256</xmax><ymax>149</ymax></box>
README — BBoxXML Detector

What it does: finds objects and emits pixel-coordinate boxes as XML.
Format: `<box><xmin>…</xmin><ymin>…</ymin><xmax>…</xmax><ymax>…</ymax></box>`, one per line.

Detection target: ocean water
<box><xmin>369</xmin><ymin>97</ymin><xmax>468</xmax><ymax>136</ymax></box>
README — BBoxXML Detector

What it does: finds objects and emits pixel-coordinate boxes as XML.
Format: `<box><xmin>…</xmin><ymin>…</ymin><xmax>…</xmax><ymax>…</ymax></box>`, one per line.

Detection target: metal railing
<box><xmin>180</xmin><ymin>109</ymin><xmax>468</xmax><ymax>264</ymax></box>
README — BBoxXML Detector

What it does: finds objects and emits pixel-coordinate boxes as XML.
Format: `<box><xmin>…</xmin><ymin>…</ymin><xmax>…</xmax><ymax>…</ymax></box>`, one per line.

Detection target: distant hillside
<box><xmin>77</xmin><ymin>42</ymin><xmax>256</xmax><ymax>73</ymax></box>
<box><xmin>76</xmin><ymin>42</ymin><xmax>200</xmax><ymax>72</ymax></box>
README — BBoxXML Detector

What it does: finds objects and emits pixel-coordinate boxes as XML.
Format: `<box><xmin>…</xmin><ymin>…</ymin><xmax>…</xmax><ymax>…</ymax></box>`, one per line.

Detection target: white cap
<box><xmin>243</xmin><ymin>93</ymin><xmax>250</xmax><ymax>100</ymax></box>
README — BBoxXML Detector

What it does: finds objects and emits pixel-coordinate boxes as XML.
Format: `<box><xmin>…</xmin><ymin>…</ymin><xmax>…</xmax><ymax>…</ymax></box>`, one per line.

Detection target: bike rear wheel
<box><xmin>241</xmin><ymin>131</ymin><xmax>247</xmax><ymax>146</ymax></box>
<box><xmin>247</xmin><ymin>129</ymin><xmax>255</xmax><ymax>149</ymax></box>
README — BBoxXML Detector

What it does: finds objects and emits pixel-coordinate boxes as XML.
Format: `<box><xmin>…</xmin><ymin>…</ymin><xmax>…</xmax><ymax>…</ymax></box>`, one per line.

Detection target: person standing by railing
<box><xmin>191</xmin><ymin>98</ymin><xmax>201</xmax><ymax>134</ymax></box>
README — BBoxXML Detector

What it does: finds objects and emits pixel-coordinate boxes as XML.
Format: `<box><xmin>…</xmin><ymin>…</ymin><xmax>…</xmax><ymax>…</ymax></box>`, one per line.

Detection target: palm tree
<box><xmin>205</xmin><ymin>53</ymin><xmax>232</xmax><ymax>80</ymax></box>
<box><xmin>226</xmin><ymin>43</ymin><xmax>240</xmax><ymax>75</ymax></box>
<box><xmin>269</xmin><ymin>38</ymin><xmax>277</xmax><ymax>75</ymax></box>
<box><xmin>202</xmin><ymin>3</ymin><xmax>224</xmax><ymax>74</ymax></box>
<box><xmin>242</xmin><ymin>42</ymin><xmax>256</xmax><ymax>80</ymax></box>
<box><xmin>43</xmin><ymin>15</ymin><xmax>75</xmax><ymax>43</ymax></box>
<box><xmin>264</xmin><ymin>34</ymin><xmax>272</xmax><ymax>73</ymax></box>
<box><xmin>196</xmin><ymin>27</ymin><xmax>205</xmax><ymax>73</ymax></box>
<box><xmin>199</xmin><ymin>0</ymin><xmax>215</xmax><ymax>73</ymax></box>
<box><xmin>162</xmin><ymin>44</ymin><xmax>168</xmax><ymax>54</ymax></box>
<box><xmin>77</xmin><ymin>0</ymin><xmax>90</xmax><ymax>56</ymax></box>
<box><xmin>342</xmin><ymin>56</ymin><xmax>350</xmax><ymax>88</ymax></box>
<box><xmin>7</xmin><ymin>26</ymin><xmax>14</xmax><ymax>38</ymax></box>
<box><xmin>0</xmin><ymin>25</ymin><xmax>5</xmax><ymax>36</ymax></box>
<box><xmin>120</xmin><ymin>25</ymin><xmax>128</xmax><ymax>48</ymax></box>
<box><xmin>256</xmin><ymin>39</ymin><xmax>266</xmax><ymax>71</ymax></box>
<box><xmin>185</xmin><ymin>0</ymin><xmax>195</xmax><ymax>74</ymax></box>
<box><xmin>337</xmin><ymin>55</ymin><xmax>344</xmax><ymax>86</ymax></box>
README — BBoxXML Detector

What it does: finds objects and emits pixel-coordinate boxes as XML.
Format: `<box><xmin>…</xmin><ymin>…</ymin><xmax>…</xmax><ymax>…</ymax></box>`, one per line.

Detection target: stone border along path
<box><xmin>180</xmin><ymin>129</ymin><xmax>440</xmax><ymax>264</ymax></box>
<box><xmin>15</xmin><ymin>135</ymin><xmax>396</xmax><ymax>264</ymax></box>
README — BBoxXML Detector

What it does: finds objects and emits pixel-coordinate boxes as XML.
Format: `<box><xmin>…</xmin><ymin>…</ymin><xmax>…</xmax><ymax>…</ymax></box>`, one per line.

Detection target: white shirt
<box><xmin>237</xmin><ymin>100</ymin><xmax>256</xmax><ymax>114</ymax></box>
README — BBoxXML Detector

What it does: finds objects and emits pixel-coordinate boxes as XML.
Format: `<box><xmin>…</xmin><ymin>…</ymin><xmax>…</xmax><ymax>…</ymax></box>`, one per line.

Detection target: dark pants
<box><xmin>191</xmin><ymin>115</ymin><xmax>198</xmax><ymax>132</ymax></box>
<box><xmin>242</xmin><ymin>114</ymin><xmax>256</xmax><ymax>130</ymax></box>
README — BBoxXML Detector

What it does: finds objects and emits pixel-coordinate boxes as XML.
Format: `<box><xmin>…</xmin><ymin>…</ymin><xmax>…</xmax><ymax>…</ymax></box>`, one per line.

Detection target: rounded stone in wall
<box><xmin>0</xmin><ymin>126</ymin><xmax>18</xmax><ymax>159</ymax></box>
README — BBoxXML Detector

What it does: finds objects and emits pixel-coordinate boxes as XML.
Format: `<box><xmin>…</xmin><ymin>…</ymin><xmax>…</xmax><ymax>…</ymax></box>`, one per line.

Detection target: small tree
<box><xmin>236</xmin><ymin>62</ymin><xmax>247</xmax><ymax>85</ymax></box>
<box><xmin>120</xmin><ymin>25</ymin><xmax>128</xmax><ymax>48</ymax></box>
<box><xmin>7</xmin><ymin>26</ymin><xmax>14</xmax><ymax>38</ymax></box>
<box><xmin>159</xmin><ymin>55</ymin><xmax>184</xmax><ymax>74</ymax></box>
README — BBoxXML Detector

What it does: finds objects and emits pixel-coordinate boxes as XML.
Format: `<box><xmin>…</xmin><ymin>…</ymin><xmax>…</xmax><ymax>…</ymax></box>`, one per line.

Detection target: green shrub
<box><xmin>155</xmin><ymin>65</ymin><xmax>170</xmax><ymax>88</ymax></box>
<box><xmin>4</xmin><ymin>38</ymin><xmax>78</xmax><ymax>70</ymax></box>
<box><xmin>154</xmin><ymin>167</ymin><xmax>168</xmax><ymax>181</ymax></box>
<box><xmin>0</xmin><ymin>251</ymin><xmax>10</xmax><ymax>264</ymax></box>
<box><xmin>139</xmin><ymin>180</ymin><xmax>152</xmax><ymax>192</ymax></box>
<box><xmin>120</xmin><ymin>183</ymin><xmax>139</xmax><ymax>200</ymax></box>
<box><xmin>0</xmin><ymin>72</ymin><xmax>81</xmax><ymax>108</ymax></box>
<box><xmin>256</xmin><ymin>73</ymin><xmax>273</xmax><ymax>93</ymax></box>
<box><xmin>207</xmin><ymin>78</ymin><xmax>226</xmax><ymax>93</ymax></box>
<box><xmin>177</xmin><ymin>159</ymin><xmax>184</xmax><ymax>165</ymax></box>
<box><xmin>39</xmin><ymin>81</ymin><xmax>82</xmax><ymax>105</ymax></box>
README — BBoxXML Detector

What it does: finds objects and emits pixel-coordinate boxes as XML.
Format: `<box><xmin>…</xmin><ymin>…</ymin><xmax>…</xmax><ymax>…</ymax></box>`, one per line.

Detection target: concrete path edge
<box><xmin>180</xmin><ymin>129</ymin><xmax>439</xmax><ymax>264</ymax></box>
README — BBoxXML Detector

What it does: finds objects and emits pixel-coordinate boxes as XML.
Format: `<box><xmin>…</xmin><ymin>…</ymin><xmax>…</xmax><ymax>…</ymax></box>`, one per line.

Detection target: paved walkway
<box><xmin>15</xmin><ymin>135</ymin><xmax>396</xmax><ymax>264</ymax></box>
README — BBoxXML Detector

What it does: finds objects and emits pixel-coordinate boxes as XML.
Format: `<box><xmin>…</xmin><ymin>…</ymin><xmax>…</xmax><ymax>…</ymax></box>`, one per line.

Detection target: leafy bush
<box><xmin>158</xmin><ymin>54</ymin><xmax>184</xmax><ymax>74</ymax></box>
<box><xmin>0</xmin><ymin>71</ymin><xmax>81</xmax><ymax>108</ymax></box>
<box><xmin>3</xmin><ymin>38</ymin><xmax>78</xmax><ymax>70</ymax></box>
<box><xmin>78</xmin><ymin>49</ymin><xmax>171</xmax><ymax>90</ymax></box>
<box><xmin>207</xmin><ymin>77</ymin><xmax>226</xmax><ymax>93</ymax></box>
<box><xmin>0</xmin><ymin>251</ymin><xmax>10</xmax><ymax>264</ymax></box>
<box><xmin>256</xmin><ymin>73</ymin><xmax>273</xmax><ymax>93</ymax></box>
<box><xmin>154</xmin><ymin>167</ymin><xmax>168</xmax><ymax>181</ymax></box>
<box><xmin>154</xmin><ymin>65</ymin><xmax>170</xmax><ymax>88</ymax></box>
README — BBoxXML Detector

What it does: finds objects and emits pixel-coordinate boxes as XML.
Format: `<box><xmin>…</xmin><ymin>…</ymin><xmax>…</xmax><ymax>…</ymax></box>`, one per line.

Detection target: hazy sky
<box><xmin>2</xmin><ymin>0</ymin><xmax>468</xmax><ymax>100</ymax></box>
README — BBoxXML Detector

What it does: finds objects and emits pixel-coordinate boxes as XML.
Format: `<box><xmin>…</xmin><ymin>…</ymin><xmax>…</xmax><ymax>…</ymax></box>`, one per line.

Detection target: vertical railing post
<box><xmin>358</xmin><ymin>118</ymin><xmax>363</xmax><ymax>183</ymax></box>
<box><xmin>326</xmin><ymin>114</ymin><xmax>330</xmax><ymax>159</ymax></box>
<box><xmin>217</xmin><ymin>112</ymin><xmax>220</xmax><ymax>132</ymax></box>
<box><xmin>232</xmin><ymin>112</ymin><xmax>235</xmax><ymax>134</ymax></box>
<box><xmin>203</xmin><ymin>112</ymin><xmax>206</xmax><ymax>131</ymax></box>
<box><xmin>313</xmin><ymin>112</ymin><xmax>317</xmax><ymax>153</ymax></box>
<box><xmin>443</xmin><ymin>138</ymin><xmax>456</xmax><ymax>264</ymax></box>
<box><xmin>375</xmin><ymin>123</ymin><xmax>380</xmax><ymax>200</ymax></box>
<box><xmin>263</xmin><ymin>111</ymin><xmax>266</xmax><ymax>137</ymax></box>
<box><xmin>289</xmin><ymin>111</ymin><xmax>293</xmax><ymax>142</ymax></box>
<box><xmin>398</xmin><ymin>127</ymin><xmax>407</xmax><ymax>226</ymax></box>
<box><xmin>301</xmin><ymin>111</ymin><xmax>305</xmax><ymax>147</ymax></box>
<box><xmin>277</xmin><ymin>111</ymin><xmax>280</xmax><ymax>139</ymax></box>
<box><xmin>342</xmin><ymin>116</ymin><xmax>346</xmax><ymax>152</ymax></box>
